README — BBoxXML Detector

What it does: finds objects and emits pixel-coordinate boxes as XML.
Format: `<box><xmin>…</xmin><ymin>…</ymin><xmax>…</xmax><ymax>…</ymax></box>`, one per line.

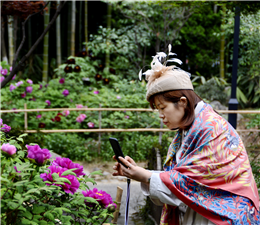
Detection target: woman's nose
<box><xmin>159</xmin><ymin>113</ymin><xmax>164</xmax><ymax>119</ymax></box>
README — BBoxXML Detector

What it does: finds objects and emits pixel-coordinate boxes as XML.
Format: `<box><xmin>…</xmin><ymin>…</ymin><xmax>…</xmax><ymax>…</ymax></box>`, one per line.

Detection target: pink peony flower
<box><xmin>40</xmin><ymin>165</ymin><xmax>80</xmax><ymax>194</ymax></box>
<box><xmin>0</xmin><ymin>77</ymin><xmax>4</xmax><ymax>82</ymax></box>
<box><xmin>12</xmin><ymin>75</ymin><xmax>16</xmax><ymax>80</ymax></box>
<box><xmin>87</xmin><ymin>122</ymin><xmax>95</xmax><ymax>128</ymax></box>
<box><xmin>1</xmin><ymin>124</ymin><xmax>11</xmax><ymax>133</ymax></box>
<box><xmin>10</xmin><ymin>84</ymin><xmax>16</xmax><ymax>92</ymax></box>
<box><xmin>0</xmin><ymin>119</ymin><xmax>3</xmax><ymax>126</ymax></box>
<box><xmin>59</xmin><ymin>78</ymin><xmax>65</xmax><ymax>84</ymax></box>
<box><xmin>16</xmin><ymin>81</ymin><xmax>23</xmax><ymax>87</ymax></box>
<box><xmin>82</xmin><ymin>188</ymin><xmax>116</xmax><ymax>208</ymax></box>
<box><xmin>62</xmin><ymin>110</ymin><xmax>70</xmax><ymax>116</ymax></box>
<box><xmin>9</xmin><ymin>66</ymin><xmax>12</xmax><ymax>71</ymax></box>
<box><xmin>26</xmin><ymin>144</ymin><xmax>51</xmax><ymax>165</ymax></box>
<box><xmin>45</xmin><ymin>100</ymin><xmax>51</xmax><ymax>106</ymax></box>
<box><xmin>52</xmin><ymin>157</ymin><xmax>85</xmax><ymax>177</ymax></box>
<box><xmin>27</xmin><ymin>79</ymin><xmax>33</xmax><ymax>85</ymax></box>
<box><xmin>26</xmin><ymin>86</ymin><xmax>33</xmax><ymax>93</ymax></box>
<box><xmin>21</xmin><ymin>92</ymin><xmax>26</xmax><ymax>98</ymax></box>
<box><xmin>93</xmin><ymin>90</ymin><xmax>99</xmax><ymax>94</ymax></box>
<box><xmin>62</xmin><ymin>89</ymin><xmax>69</xmax><ymax>97</ymax></box>
<box><xmin>116</xmin><ymin>96</ymin><xmax>121</xmax><ymax>99</ymax></box>
<box><xmin>1</xmin><ymin>69</ymin><xmax>8</xmax><ymax>76</ymax></box>
<box><xmin>76</xmin><ymin>104</ymin><xmax>83</xmax><ymax>108</ymax></box>
<box><xmin>76</xmin><ymin>114</ymin><xmax>86</xmax><ymax>123</ymax></box>
<box><xmin>1</xmin><ymin>143</ymin><xmax>17</xmax><ymax>156</ymax></box>
<box><xmin>36</xmin><ymin>115</ymin><xmax>42</xmax><ymax>119</ymax></box>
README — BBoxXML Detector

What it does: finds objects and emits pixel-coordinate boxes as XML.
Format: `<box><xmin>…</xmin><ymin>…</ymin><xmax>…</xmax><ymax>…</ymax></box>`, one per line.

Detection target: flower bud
<box><xmin>1</xmin><ymin>143</ymin><xmax>17</xmax><ymax>156</ymax></box>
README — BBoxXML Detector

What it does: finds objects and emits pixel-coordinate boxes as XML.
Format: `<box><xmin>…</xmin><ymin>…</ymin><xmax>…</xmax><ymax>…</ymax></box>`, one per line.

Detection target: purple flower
<box><xmin>87</xmin><ymin>122</ymin><xmax>95</xmax><ymax>128</ymax></box>
<box><xmin>1</xmin><ymin>69</ymin><xmax>8</xmax><ymax>76</ymax></box>
<box><xmin>14</xmin><ymin>166</ymin><xmax>21</xmax><ymax>173</ymax></box>
<box><xmin>39</xmin><ymin>84</ymin><xmax>43</xmax><ymax>90</ymax></box>
<box><xmin>93</xmin><ymin>90</ymin><xmax>99</xmax><ymax>94</ymax></box>
<box><xmin>12</xmin><ymin>75</ymin><xmax>16</xmax><ymax>80</ymax></box>
<box><xmin>1</xmin><ymin>143</ymin><xmax>16</xmax><ymax>156</ymax></box>
<box><xmin>10</xmin><ymin>84</ymin><xmax>16</xmax><ymax>92</ymax></box>
<box><xmin>21</xmin><ymin>92</ymin><xmax>26</xmax><ymax>98</ymax></box>
<box><xmin>76</xmin><ymin>114</ymin><xmax>86</xmax><ymax>123</ymax></box>
<box><xmin>45</xmin><ymin>100</ymin><xmax>51</xmax><ymax>106</ymax></box>
<box><xmin>36</xmin><ymin>115</ymin><xmax>42</xmax><ymax>119</ymax></box>
<box><xmin>62</xmin><ymin>89</ymin><xmax>69</xmax><ymax>97</ymax></box>
<box><xmin>62</xmin><ymin>110</ymin><xmax>70</xmax><ymax>116</ymax></box>
<box><xmin>76</xmin><ymin>104</ymin><xmax>83</xmax><ymax>108</ymax></box>
<box><xmin>12</xmin><ymin>108</ymin><xmax>18</xmax><ymax>114</ymax></box>
<box><xmin>16</xmin><ymin>81</ymin><xmax>23</xmax><ymax>87</ymax></box>
<box><xmin>0</xmin><ymin>77</ymin><xmax>4</xmax><ymax>83</ymax></box>
<box><xmin>116</xmin><ymin>96</ymin><xmax>121</xmax><ymax>99</ymax></box>
<box><xmin>9</xmin><ymin>66</ymin><xmax>12</xmax><ymax>71</ymax></box>
<box><xmin>26</xmin><ymin>86</ymin><xmax>33</xmax><ymax>93</ymax></box>
<box><xmin>0</xmin><ymin>119</ymin><xmax>3</xmax><ymax>126</ymax></box>
<box><xmin>52</xmin><ymin>157</ymin><xmax>85</xmax><ymax>177</ymax></box>
<box><xmin>26</xmin><ymin>144</ymin><xmax>51</xmax><ymax>165</ymax></box>
<box><xmin>27</xmin><ymin>79</ymin><xmax>33</xmax><ymax>85</ymax></box>
<box><xmin>124</xmin><ymin>115</ymin><xmax>129</xmax><ymax>119</ymax></box>
<box><xmin>40</xmin><ymin>165</ymin><xmax>80</xmax><ymax>194</ymax></box>
<box><xmin>1</xmin><ymin>124</ymin><xmax>11</xmax><ymax>133</ymax></box>
<box><xmin>82</xmin><ymin>188</ymin><xmax>116</xmax><ymax>208</ymax></box>
<box><xmin>59</xmin><ymin>78</ymin><xmax>65</xmax><ymax>84</ymax></box>
<box><xmin>70</xmin><ymin>99</ymin><xmax>73</xmax><ymax>102</ymax></box>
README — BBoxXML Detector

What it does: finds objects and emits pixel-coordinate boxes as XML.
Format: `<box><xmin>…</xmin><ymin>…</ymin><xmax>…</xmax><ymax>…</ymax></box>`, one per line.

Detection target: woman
<box><xmin>112</xmin><ymin>45</ymin><xmax>260</xmax><ymax>225</ymax></box>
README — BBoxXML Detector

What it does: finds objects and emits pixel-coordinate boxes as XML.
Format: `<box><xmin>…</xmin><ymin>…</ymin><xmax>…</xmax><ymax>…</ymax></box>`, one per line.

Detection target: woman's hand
<box><xmin>112</xmin><ymin>156</ymin><xmax>152</xmax><ymax>184</ymax></box>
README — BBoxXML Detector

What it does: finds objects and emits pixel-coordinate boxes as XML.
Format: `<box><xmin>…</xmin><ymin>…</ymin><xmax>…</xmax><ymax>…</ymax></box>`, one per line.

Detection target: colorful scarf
<box><xmin>160</xmin><ymin>103</ymin><xmax>260</xmax><ymax>225</ymax></box>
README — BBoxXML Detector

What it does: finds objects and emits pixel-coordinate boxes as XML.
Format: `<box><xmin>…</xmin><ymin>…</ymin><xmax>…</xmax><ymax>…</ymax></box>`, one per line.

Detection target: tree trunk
<box><xmin>71</xmin><ymin>0</ymin><xmax>76</xmax><ymax>56</ymax></box>
<box><xmin>8</xmin><ymin>15</ymin><xmax>14</xmax><ymax>65</ymax></box>
<box><xmin>105</xmin><ymin>2</ymin><xmax>112</xmax><ymax>70</ymax></box>
<box><xmin>79</xmin><ymin>1</ymin><xmax>82</xmax><ymax>51</ymax></box>
<box><xmin>1</xmin><ymin>17</ymin><xmax>8</xmax><ymax>63</ymax></box>
<box><xmin>67</xmin><ymin>1</ymin><xmax>71</xmax><ymax>57</ymax></box>
<box><xmin>56</xmin><ymin>0</ymin><xmax>62</xmax><ymax>67</ymax></box>
<box><xmin>220</xmin><ymin>5</ymin><xmax>226</xmax><ymax>79</ymax></box>
<box><xmin>42</xmin><ymin>4</ymin><xmax>50</xmax><ymax>83</ymax></box>
<box><xmin>13</xmin><ymin>16</ymin><xmax>18</xmax><ymax>54</ymax></box>
<box><xmin>84</xmin><ymin>0</ymin><xmax>88</xmax><ymax>54</ymax></box>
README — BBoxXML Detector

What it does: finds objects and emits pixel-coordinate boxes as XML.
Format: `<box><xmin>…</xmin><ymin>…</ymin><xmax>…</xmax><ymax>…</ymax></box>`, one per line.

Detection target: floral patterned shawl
<box><xmin>160</xmin><ymin>103</ymin><xmax>260</xmax><ymax>225</ymax></box>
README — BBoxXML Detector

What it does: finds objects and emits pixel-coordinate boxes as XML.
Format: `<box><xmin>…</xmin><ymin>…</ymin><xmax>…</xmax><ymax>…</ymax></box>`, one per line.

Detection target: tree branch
<box><xmin>0</xmin><ymin>1</ymin><xmax>66</xmax><ymax>89</ymax></box>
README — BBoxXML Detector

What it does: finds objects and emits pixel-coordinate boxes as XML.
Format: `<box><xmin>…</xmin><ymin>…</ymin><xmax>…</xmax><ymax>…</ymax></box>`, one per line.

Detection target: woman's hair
<box><xmin>149</xmin><ymin>90</ymin><xmax>203</xmax><ymax>130</ymax></box>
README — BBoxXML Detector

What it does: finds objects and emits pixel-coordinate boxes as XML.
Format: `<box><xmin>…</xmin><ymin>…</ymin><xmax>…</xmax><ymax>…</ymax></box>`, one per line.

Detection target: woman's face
<box><xmin>154</xmin><ymin>95</ymin><xmax>186</xmax><ymax>130</ymax></box>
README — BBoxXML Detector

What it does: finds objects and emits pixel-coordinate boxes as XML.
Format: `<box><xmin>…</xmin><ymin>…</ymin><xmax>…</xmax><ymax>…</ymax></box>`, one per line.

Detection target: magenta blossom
<box><xmin>9</xmin><ymin>66</ymin><xmax>12</xmax><ymax>71</ymax></box>
<box><xmin>12</xmin><ymin>75</ymin><xmax>16</xmax><ymax>80</ymax></box>
<box><xmin>62</xmin><ymin>110</ymin><xmax>70</xmax><ymax>116</ymax></box>
<box><xmin>76</xmin><ymin>114</ymin><xmax>86</xmax><ymax>123</ymax></box>
<box><xmin>26</xmin><ymin>86</ymin><xmax>33</xmax><ymax>93</ymax></box>
<box><xmin>26</xmin><ymin>144</ymin><xmax>51</xmax><ymax>165</ymax></box>
<box><xmin>21</xmin><ymin>92</ymin><xmax>26</xmax><ymax>98</ymax></box>
<box><xmin>62</xmin><ymin>89</ymin><xmax>69</xmax><ymax>97</ymax></box>
<box><xmin>14</xmin><ymin>166</ymin><xmax>21</xmax><ymax>173</ymax></box>
<box><xmin>39</xmin><ymin>84</ymin><xmax>43</xmax><ymax>90</ymax></box>
<box><xmin>52</xmin><ymin>157</ymin><xmax>85</xmax><ymax>177</ymax></box>
<box><xmin>87</xmin><ymin>122</ymin><xmax>95</xmax><ymax>128</ymax></box>
<box><xmin>40</xmin><ymin>165</ymin><xmax>80</xmax><ymax>194</ymax></box>
<box><xmin>93</xmin><ymin>90</ymin><xmax>99</xmax><ymax>94</ymax></box>
<box><xmin>76</xmin><ymin>104</ymin><xmax>83</xmax><ymax>108</ymax></box>
<box><xmin>16</xmin><ymin>81</ymin><xmax>23</xmax><ymax>87</ymax></box>
<box><xmin>0</xmin><ymin>119</ymin><xmax>3</xmax><ymax>126</ymax></box>
<box><xmin>59</xmin><ymin>78</ymin><xmax>65</xmax><ymax>84</ymax></box>
<box><xmin>0</xmin><ymin>77</ymin><xmax>4</xmax><ymax>82</ymax></box>
<box><xmin>36</xmin><ymin>115</ymin><xmax>42</xmax><ymax>119</ymax></box>
<box><xmin>27</xmin><ymin>79</ymin><xmax>33</xmax><ymax>85</ymax></box>
<box><xmin>1</xmin><ymin>69</ymin><xmax>8</xmax><ymax>76</ymax></box>
<box><xmin>10</xmin><ymin>84</ymin><xmax>16</xmax><ymax>92</ymax></box>
<box><xmin>1</xmin><ymin>143</ymin><xmax>17</xmax><ymax>156</ymax></box>
<box><xmin>1</xmin><ymin>124</ymin><xmax>11</xmax><ymax>133</ymax></box>
<box><xmin>124</xmin><ymin>115</ymin><xmax>129</xmax><ymax>119</ymax></box>
<box><xmin>82</xmin><ymin>188</ymin><xmax>116</xmax><ymax>208</ymax></box>
<box><xmin>45</xmin><ymin>100</ymin><xmax>51</xmax><ymax>106</ymax></box>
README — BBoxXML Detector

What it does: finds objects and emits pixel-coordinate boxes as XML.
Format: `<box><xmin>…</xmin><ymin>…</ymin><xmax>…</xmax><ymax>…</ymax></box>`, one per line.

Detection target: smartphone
<box><xmin>109</xmin><ymin>137</ymin><xmax>128</xmax><ymax>168</ymax></box>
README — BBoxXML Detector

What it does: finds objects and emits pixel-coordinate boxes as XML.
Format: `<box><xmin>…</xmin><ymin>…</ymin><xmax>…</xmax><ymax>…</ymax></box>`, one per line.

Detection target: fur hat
<box><xmin>138</xmin><ymin>45</ymin><xmax>193</xmax><ymax>101</ymax></box>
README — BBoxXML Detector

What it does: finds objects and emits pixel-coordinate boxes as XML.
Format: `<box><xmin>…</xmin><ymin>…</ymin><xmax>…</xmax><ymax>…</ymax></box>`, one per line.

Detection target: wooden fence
<box><xmin>1</xmin><ymin>103</ymin><xmax>260</xmax><ymax>133</ymax></box>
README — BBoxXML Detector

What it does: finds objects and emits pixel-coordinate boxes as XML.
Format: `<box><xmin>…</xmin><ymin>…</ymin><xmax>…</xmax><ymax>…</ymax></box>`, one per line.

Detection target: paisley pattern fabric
<box><xmin>160</xmin><ymin>103</ymin><xmax>260</xmax><ymax>225</ymax></box>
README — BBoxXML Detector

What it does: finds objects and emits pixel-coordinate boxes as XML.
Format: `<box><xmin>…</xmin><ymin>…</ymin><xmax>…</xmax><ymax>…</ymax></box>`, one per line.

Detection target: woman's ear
<box><xmin>179</xmin><ymin>96</ymin><xmax>187</xmax><ymax>107</ymax></box>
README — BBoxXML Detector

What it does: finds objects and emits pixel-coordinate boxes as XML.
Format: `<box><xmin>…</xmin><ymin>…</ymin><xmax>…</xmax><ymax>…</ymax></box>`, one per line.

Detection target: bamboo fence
<box><xmin>0</xmin><ymin>103</ymin><xmax>260</xmax><ymax>133</ymax></box>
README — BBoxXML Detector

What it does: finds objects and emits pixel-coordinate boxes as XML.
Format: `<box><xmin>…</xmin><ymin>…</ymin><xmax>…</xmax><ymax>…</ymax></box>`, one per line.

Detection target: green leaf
<box><xmin>21</xmin><ymin>218</ymin><xmax>32</xmax><ymax>224</ymax></box>
<box><xmin>53</xmin><ymin>207</ymin><xmax>63</xmax><ymax>216</ymax></box>
<box><xmin>16</xmin><ymin>137</ymin><xmax>24</xmax><ymax>143</ymax></box>
<box><xmin>61</xmin><ymin>170</ymin><xmax>77</xmax><ymax>177</ymax></box>
<box><xmin>39</xmin><ymin>221</ymin><xmax>48</xmax><ymax>225</ymax></box>
<box><xmin>44</xmin><ymin>211</ymin><xmax>55</xmax><ymax>221</ymax></box>
<box><xmin>7</xmin><ymin>201</ymin><xmax>19</xmax><ymax>209</ymax></box>
<box><xmin>60</xmin><ymin>207</ymin><xmax>71</xmax><ymax>213</ymax></box>
<box><xmin>19</xmin><ymin>133</ymin><xmax>28</xmax><ymax>138</ymax></box>
<box><xmin>51</xmin><ymin>172</ymin><xmax>60</xmax><ymax>180</ymax></box>
<box><xmin>89</xmin><ymin>170</ymin><xmax>103</xmax><ymax>176</ymax></box>
<box><xmin>23</xmin><ymin>210</ymin><xmax>33</xmax><ymax>220</ymax></box>
<box><xmin>32</xmin><ymin>205</ymin><xmax>45</xmax><ymax>214</ymax></box>
<box><xmin>14</xmin><ymin>193</ymin><xmax>22</xmax><ymax>200</ymax></box>
<box><xmin>55</xmin><ymin>177</ymin><xmax>71</xmax><ymax>185</ymax></box>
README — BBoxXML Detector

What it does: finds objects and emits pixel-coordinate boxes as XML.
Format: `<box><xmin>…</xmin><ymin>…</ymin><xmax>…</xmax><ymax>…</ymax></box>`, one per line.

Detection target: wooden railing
<box><xmin>1</xmin><ymin>103</ymin><xmax>260</xmax><ymax>133</ymax></box>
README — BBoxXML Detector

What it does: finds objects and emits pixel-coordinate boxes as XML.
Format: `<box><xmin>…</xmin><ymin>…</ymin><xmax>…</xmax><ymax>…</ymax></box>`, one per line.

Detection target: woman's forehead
<box><xmin>154</xmin><ymin>95</ymin><xmax>165</xmax><ymax>106</ymax></box>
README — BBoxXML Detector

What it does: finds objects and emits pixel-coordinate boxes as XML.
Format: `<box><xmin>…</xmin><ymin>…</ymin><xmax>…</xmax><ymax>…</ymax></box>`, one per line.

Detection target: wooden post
<box><xmin>111</xmin><ymin>186</ymin><xmax>123</xmax><ymax>224</ymax></box>
<box><xmin>98</xmin><ymin>104</ymin><xmax>102</xmax><ymax>154</ymax></box>
<box><xmin>24</xmin><ymin>103</ymin><xmax>27</xmax><ymax>130</ymax></box>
